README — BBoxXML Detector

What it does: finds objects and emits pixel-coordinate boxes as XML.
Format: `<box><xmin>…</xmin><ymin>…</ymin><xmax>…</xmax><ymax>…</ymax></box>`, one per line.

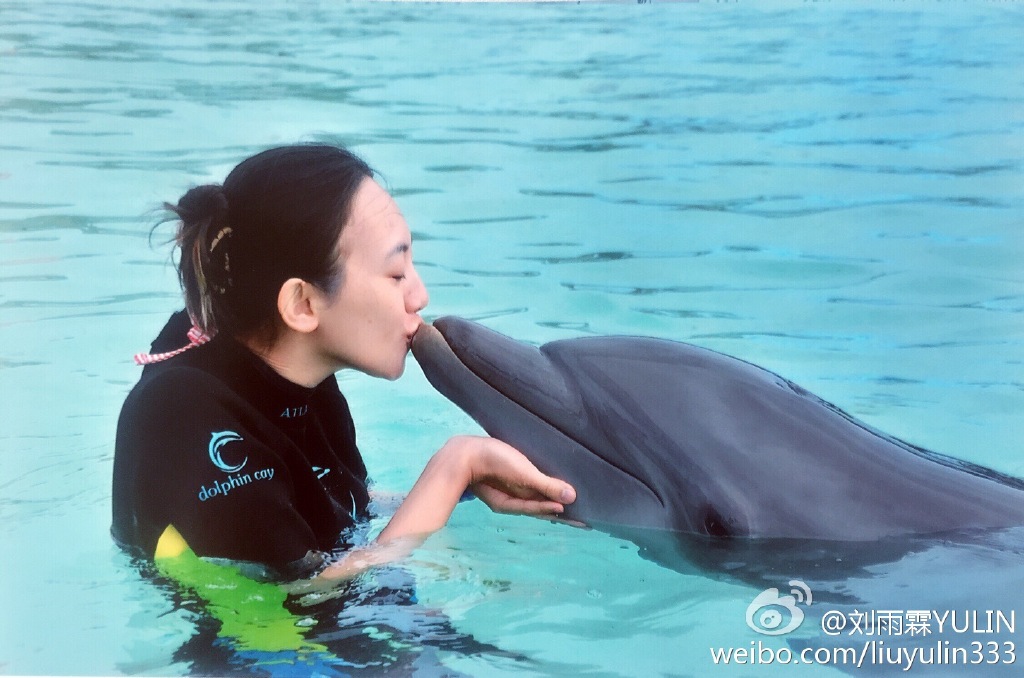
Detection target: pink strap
<box><xmin>133</xmin><ymin>325</ymin><xmax>212</xmax><ymax>365</ymax></box>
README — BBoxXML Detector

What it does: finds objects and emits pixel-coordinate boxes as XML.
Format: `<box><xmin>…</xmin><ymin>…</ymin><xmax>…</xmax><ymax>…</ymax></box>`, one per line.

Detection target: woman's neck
<box><xmin>243</xmin><ymin>332</ymin><xmax>333</xmax><ymax>389</ymax></box>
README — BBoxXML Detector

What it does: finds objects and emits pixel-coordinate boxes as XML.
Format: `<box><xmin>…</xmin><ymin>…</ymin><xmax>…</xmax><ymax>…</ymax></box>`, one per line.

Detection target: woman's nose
<box><xmin>407</xmin><ymin>265</ymin><xmax>429</xmax><ymax>314</ymax></box>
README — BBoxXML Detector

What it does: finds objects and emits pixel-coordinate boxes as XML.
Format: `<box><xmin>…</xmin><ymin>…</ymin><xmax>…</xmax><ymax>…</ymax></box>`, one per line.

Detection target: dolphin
<box><xmin>411</xmin><ymin>316</ymin><xmax>1024</xmax><ymax>543</ymax></box>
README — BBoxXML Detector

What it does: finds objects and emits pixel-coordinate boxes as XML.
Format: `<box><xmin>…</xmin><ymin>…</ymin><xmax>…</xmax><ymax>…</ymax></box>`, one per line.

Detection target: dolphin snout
<box><xmin>411</xmin><ymin>320</ymin><xmax>446</xmax><ymax>354</ymax></box>
<box><xmin>413</xmin><ymin>316</ymin><xmax>581</xmax><ymax>430</ymax></box>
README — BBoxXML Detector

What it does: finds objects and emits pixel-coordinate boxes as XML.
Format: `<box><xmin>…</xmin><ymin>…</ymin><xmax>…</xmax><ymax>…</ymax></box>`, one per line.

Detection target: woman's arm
<box><xmin>380</xmin><ymin>435</ymin><xmax>575</xmax><ymax>540</ymax></box>
<box><xmin>314</xmin><ymin>436</ymin><xmax>575</xmax><ymax>582</ymax></box>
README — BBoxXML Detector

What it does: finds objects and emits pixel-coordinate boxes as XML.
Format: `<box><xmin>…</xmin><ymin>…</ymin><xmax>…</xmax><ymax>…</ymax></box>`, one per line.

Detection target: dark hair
<box><xmin>167</xmin><ymin>144</ymin><xmax>374</xmax><ymax>343</ymax></box>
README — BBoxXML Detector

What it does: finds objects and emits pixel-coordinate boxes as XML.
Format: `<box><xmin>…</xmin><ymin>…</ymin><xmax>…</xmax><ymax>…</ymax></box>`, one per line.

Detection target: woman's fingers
<box><xmin>471</xmin><ymin>483</ymin><xmax>566</xmax><ymax>516</ymax></box>
<box><xmin>538</xmin><ymin>474</ymin><xmax>577</xmax><ymax>505</ymax></box>
<box><xmin>466</xmin><ymin>437</ymin><xmax>576</xmax><ymax>516</ymax></box>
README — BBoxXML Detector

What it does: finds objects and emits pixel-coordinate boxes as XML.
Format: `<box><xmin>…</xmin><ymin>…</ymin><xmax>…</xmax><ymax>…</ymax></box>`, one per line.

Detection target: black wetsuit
<box><xmin>112</xmin><ymin>310</ymin><xmax>370</xmax><ymax>575</ymax></box>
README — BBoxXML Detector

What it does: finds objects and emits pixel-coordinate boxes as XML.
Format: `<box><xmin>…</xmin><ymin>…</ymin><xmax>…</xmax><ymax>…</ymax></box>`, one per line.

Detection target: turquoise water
<box><xmin>2</xmin><ymin>1</ymin><xmax>1022</xmax><ymax>675</ymax></box>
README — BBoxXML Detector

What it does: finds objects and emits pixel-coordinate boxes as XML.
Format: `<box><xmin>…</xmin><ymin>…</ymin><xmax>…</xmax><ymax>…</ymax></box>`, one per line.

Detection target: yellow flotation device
<box><xmin>153</xmin><ymin>525</ymin><xmax>329</xmax><ymax>655</ymax></box>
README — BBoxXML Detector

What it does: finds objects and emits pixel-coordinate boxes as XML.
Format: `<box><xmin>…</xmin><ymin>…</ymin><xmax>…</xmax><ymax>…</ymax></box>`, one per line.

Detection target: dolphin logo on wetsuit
<box><xmin>208</xmin><ymin>431</ymin><xmax>247</xmax><ymax>473</ymax></box>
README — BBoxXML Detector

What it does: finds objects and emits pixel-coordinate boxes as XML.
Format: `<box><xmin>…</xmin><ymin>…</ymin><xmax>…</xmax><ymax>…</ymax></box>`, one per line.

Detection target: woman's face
<box><xmin>314</xmin><ymin>178</ymin><xmax>429</xmax><ymax>380</ymax></box>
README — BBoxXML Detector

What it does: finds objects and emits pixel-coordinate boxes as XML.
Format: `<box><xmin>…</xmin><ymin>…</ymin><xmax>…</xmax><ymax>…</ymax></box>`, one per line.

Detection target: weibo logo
<box><xmin>208</xmin><ymin>431</ymin><xmax>247</xmax><ymax>473</ymax></box>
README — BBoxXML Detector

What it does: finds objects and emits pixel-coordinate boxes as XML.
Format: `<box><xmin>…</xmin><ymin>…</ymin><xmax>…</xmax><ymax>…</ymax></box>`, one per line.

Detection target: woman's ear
<box><xmin>277</xmin><ymin>278</ymin><xmax>320</xmax><ymax>334</ymax></box>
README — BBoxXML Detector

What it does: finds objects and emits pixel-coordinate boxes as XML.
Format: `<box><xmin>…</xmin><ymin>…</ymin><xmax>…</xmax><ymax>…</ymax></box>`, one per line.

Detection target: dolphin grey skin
<box><xmin>412</xmin><ymin>316</ymin><xmax>1024</xmax><ymax>543</ymax></box>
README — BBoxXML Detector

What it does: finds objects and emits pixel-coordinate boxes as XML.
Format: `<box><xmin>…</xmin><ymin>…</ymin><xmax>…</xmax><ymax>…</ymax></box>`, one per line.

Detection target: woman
<box><xmin>112</xmin><ymin>144</ymin><xmax>575</xmax><ymax>580</ymax></box>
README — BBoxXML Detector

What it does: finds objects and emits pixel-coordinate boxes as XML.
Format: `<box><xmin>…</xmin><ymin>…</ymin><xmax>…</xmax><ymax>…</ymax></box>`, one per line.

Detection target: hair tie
<box><xmin>133</xmin><ymin>324</ymin><xmax>213</xmax><ymax>366</ymax></box>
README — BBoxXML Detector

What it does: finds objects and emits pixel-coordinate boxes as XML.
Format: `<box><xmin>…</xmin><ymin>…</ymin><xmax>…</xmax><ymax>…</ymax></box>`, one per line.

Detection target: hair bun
<box><xmin>176</xmin><ymin>184</ymin><xmax>229</xmax><ymax>226</ymax></box>
<box><xmin>170</xmin><ymin>184</ymin><xmax>231</xmax><ymax>333</ymax></box>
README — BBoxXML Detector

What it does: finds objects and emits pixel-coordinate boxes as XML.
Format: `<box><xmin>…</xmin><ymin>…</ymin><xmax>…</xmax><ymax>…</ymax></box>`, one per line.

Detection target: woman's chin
<box><xmin>381</xmin><ymin>357</ymin><xmax>407</xmax><ymax>381</ymax></box>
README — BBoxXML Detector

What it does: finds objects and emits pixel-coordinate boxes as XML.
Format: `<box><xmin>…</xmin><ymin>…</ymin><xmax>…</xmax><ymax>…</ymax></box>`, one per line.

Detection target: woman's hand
<box><xmin>462</xmin><ymin>436</ymin><xmax>576</xmax><ymax>517</ymax></box>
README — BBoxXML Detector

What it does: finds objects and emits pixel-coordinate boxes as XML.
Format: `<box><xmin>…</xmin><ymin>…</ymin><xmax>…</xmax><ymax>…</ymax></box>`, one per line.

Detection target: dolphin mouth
<box><xmin>412</xmin><ymin>317</ymin><xmax>664</xmax><ymax>508</ymax></box>
<box><xmin>411</xmin><ymin>319</ymin><xmax>570</xmax><ymax>421</ymax></box>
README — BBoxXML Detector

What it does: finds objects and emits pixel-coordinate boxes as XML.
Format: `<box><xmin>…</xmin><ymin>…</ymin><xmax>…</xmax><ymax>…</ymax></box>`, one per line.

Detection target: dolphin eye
<box><xmin>702</xmin><ymin>506</ymin><xmax>732</xmax><ymax>538</ymax></box>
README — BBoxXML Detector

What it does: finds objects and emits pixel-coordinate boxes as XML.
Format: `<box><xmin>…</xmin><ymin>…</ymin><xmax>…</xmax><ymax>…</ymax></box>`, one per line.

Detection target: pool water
<box><xmin>1</xmin><ymin>1</ymin><xmax>1022</xmax><ymax>675</ymax></box>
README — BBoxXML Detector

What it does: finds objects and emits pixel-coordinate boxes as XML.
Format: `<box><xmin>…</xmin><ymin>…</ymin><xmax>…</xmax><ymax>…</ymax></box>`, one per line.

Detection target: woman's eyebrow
<box><xmin>386</xmin><ymin>242</ymin><xmax>410</xmax><ymax>259</ymax></box>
